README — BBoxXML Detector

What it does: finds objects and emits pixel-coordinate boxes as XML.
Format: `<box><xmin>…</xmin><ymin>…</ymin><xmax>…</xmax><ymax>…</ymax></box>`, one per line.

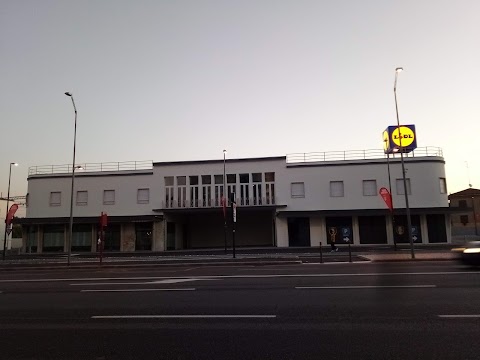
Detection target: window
<box><xmin>164</xmin><ymin>176</ymin><xmax>174</xmax><ymax>186</ymax></box>
<box><xmin>201</xmin><ymin>175</ymin><xmax>211</xmax><ymax>184</ymax></box>
<box><xmin>137</xmin><ymin>188</ymin><xmax>149</xmax><ymax>204</ymax></box>
<box><xmin>240</xmin><ymin>174</ymin><xmax>249</xmax><ymax>183</ymax></box>
<box><xmin>396</xmin><ymin>179</ymin><xmax>411</xmax><ymax>195</ymax></box>
<box><xmin>49</xmin><ymin>192</ymin><xmax>61</xmax><ymax>206</ymax></box>
<box><xmin>291</xmin><ymin>182</ymin><xmax>305</xmax><ymax>198</ymax></box>
<box><xmin>214</xmin><ymin>175</ymin><xmax>223</xmax><ymax>184</ymax></box>
<box><xmin>103</xmin><ymin>190</ymin><xmax>115</xmax><ymax>205</ymax></box>
<box><xmin>439</xmin><ymin>178</ymin><xmax>447</xmax><ymax>194</ymax></box>
<box><xmin>363</xmin><ymin>180</ymin><xmax>377</xmax><ymax>196</ymax></box>
<box><xmin>252</xmin><ymin>173</ymin><xmax>262</xmax><ymax>182</ymax></box>
<box><xmin>265</xmin><ymin>172</ymin><xmax>275</xmax><ymax>182</ymax></box>
<box><xmin>459</xmin><ymin>200</ymin><xmax>467</xmax><ymax>208</ymax></box>
<box><xmin>26</xmin><ymin>193</ymin><xmax>29</xmax><ymax>207</ymax></box>
<box><xmin>76</xmin><ymin>191</ymin><xmax>88</xmax><ymax>206</ymax></box>
<box><xmin>227</xmin><ymin>174</ymin><xmax>236</xmax><ymax>183</ymax></box>
<box><xmin>460</xmin><ymin>215</ymin><xmax>469</xmax><ymax>225</ymax></box>
<box><xmin>189</xmin><ymin>176</ymin><xmax>199</xmax><ymax>185</ymax></box>
<box><xmin>330</xmin><ymin>181</ymin><xmax>344</xmax><ymax>197</ymax></box>
<box><xmin>177</xmin><ymin>176</ymin><xmax>186</xmax><ymax>186</ymax></box>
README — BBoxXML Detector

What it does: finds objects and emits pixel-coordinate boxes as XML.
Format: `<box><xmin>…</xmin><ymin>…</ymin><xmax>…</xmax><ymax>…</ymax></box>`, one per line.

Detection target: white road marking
<box><xmin>438</xmin><ymin>315</ymin><xmax>480</xmax><ymax>318</ymax></box>
<box><xmin>296</xmin><ymin>285</ymin><xmax>437</xmax><ymax>289</ymax></box>
<box><xmin>92</xmin><ymin>315</ymin><xmax>276</xmax><ymax>319</ymax></box>
<box><xmin>71</xmin><ymin>278</ymin><xmax>219</xmax><ymax>286</ymax></box>
<box><xmin>1</xmin><ymin>271</ymin><xmax>478</xmax><ymax>283</ymax></box>
<box><xmin>80</xmin><ymin>288</ymin><xmax>196</xmax><ymax>293</ymax></box>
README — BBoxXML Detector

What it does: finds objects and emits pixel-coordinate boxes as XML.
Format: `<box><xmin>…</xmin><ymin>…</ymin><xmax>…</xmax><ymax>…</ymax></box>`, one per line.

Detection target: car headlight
<box><xmin>463</xmin><ymin>248</ymin><xmax>480</xmax><ymax>254</ymax></box>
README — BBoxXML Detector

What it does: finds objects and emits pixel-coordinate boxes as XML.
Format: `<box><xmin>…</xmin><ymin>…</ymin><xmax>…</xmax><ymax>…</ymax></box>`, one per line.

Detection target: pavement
<box><xmin>0</xmin><ymin>261</ymin><xmax>478</xmax><ymax>359</ymax></box>
<box><xmin>0</xmin><ymin>245</ymin><xmax>461</xmax><ymax>270</ymax></box>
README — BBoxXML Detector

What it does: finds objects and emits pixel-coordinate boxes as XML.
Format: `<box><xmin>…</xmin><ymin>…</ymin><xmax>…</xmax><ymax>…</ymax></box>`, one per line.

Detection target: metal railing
<box><xmin>286</xmin><ymin>146</ymin><xmax>443</xmax><ymax>164</ymax></box>
<box><xmin>28</xmin><ymin>160</ymin><xmax>153</xmax><ymax>176</ymax></box>
<box><xmin>163</xmin><ymin>196</ymin><xmax>276</xmax><ymax>209</ymax></box>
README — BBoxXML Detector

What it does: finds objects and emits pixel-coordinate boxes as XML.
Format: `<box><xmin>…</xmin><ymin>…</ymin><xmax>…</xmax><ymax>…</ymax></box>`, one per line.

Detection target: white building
<box><xmin>19</xmin><ymin>147</ymin><xmax>451</xmax><ymax>253</ymax></box>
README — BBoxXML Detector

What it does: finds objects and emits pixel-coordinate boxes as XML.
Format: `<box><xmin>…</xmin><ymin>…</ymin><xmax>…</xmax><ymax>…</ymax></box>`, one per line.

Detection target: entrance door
<box><xmin>288</xmin><ymin>217</ymin><xmax>311</xmax><ymax>246</ymax></box>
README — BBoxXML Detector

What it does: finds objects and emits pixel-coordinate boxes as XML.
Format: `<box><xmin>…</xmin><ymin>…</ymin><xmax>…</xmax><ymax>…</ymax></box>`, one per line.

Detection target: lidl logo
<box><xmin>382</xmin><ymin>124</ymin><xmax>417</xmax><ymax>154</ymax></box>
<box><xmin>391</xmin><ymin>126</ymin><xmax>415</xmax><ymax>147</ymax></box>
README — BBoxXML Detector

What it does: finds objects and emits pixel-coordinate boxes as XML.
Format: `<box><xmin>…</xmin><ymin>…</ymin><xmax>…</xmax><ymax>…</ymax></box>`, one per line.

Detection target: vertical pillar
<box><xmin>91</xmin><ymin>224</ymin><xmax>97</xmax><ymax>252</ymax></box>
<box><xmin>153</xmin><ymin>220</ymin><xmax>165</xmax><ymax>251</ymax></box>
<box><xmin>275</xmin><ymin>217</ymin><xmax>288</xmax><ymax>247</ymax></box>
<box><xmin>309</xmin><ymin>217</ymin><xmax>326</xmax><ymax>247</ymax></box>
<box><xmin>445</xmin><ymin>214</ymin><xmax>452</xmax><ymax>243</ymax></box>
<box><xmin>63</xmin><ymin>224</ymin><xmax>68</xmax><ymax>252</ymax></box>
<box><xmin>37</xmin><ymin>225</ymin><xmax>43</xmax><ymax>253</ymax></box>
<box><xmin>352</xmin><ymin>216</ymin><xmax>360</xmax><ymax>245</ymax></box>
<box><xmin>121</xmin><ymin>223</ymin><xmax>136</xmax><ymax>252</ymax></box>
<box><xmin>21</xmin><ymin>226</ymin><xmax>27</xmax><ymax>253</ymax></box>
<box><xmin>385</xmin><ymin>215</ymin><xmax>394</xmax><ymax>245</ymax></box>
<box><xmin>420</xmin><ymin>214</ymin><xmax>429</xmax><ymax>244</ymax></box>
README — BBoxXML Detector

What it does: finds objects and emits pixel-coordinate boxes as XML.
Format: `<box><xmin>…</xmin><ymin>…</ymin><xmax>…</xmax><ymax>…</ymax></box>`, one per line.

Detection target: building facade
<box><xmin>19</xmin><ymin>147</ymin><xmax>451</xmax><ymax>253</ymax></box>
<box><xmin>448</xmin><ymin>188</ymin><xmax>480</xmax><ymax>240</ymax></box>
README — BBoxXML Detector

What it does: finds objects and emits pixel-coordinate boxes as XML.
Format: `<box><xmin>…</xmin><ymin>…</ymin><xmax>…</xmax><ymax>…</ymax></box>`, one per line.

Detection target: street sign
<box><xmin>341</xmin><ymin>227</ymin><xmax>351</xmax><ymax>243</ymax></box>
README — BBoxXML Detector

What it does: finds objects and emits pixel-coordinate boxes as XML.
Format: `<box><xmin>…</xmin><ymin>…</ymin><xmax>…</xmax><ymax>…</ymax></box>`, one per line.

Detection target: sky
<box><xmin>1</xmin><ymin>0</ymin><xmax>479</xmax><ymax>220</ymax></box>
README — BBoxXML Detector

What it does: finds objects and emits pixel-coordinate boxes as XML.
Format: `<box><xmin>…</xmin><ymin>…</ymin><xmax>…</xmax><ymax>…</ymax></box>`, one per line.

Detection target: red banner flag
<box><xmin>379</xmin><ymin>188</ymin><xmax>393</xmax><ymax>211</ymax></box>
<box><xmin>6</xmin><ymin>204</ymin><xmax>19</xmax><ymax>227</ymax></box>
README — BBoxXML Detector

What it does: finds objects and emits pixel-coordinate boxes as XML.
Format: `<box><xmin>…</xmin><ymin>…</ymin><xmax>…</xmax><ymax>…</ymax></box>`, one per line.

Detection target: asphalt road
<box><xmin>0</xmin><ymin>261</ymin><xmax>479</xmax><ymax>359</ymax></box>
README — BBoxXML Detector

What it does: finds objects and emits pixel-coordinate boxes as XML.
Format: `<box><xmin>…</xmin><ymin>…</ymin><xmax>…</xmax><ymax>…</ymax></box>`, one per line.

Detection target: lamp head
<box><xmin>65</xmin><ymin>92</ymin><xmax>72</xmax><ymax>97</ymax></box>
<box><xmin>395</xmin><ymin>67</ymin><xmax>403</xmax><ymax>73</ymax></box>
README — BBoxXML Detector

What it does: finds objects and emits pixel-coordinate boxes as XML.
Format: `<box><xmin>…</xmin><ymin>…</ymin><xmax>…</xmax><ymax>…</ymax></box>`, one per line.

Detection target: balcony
<box><xmin>162</xmin><ymin>197</ymin><xmax>277</xmax><ymax>209</ymax></box>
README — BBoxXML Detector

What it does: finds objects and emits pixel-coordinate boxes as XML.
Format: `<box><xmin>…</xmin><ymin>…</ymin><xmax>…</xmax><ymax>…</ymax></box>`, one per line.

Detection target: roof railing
<box><xmin>28</xmin><ymin>160</ymin><xmax>153</xmax><ymax>176</ymax></box>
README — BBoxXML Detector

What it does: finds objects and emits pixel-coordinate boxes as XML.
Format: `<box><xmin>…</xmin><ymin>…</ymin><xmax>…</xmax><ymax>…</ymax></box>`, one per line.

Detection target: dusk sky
<box><xmin>1</xmin><ymin>0</ymin><xmax>479</xmax><ymax>220</ymax></box>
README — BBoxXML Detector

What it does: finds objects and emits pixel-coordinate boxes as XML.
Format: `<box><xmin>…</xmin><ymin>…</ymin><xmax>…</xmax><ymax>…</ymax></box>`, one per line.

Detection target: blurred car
<box><xmin>452</xmin><ymin>241</ymin><xmax>480</xmax><ymax>266</ymax></box>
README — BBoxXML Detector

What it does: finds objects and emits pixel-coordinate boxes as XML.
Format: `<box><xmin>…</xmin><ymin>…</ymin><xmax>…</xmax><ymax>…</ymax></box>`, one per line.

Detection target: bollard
<box><xmin>320</xmin><ymin>242</ymin><xmax>323</xmax><ymax>264</ymax></box>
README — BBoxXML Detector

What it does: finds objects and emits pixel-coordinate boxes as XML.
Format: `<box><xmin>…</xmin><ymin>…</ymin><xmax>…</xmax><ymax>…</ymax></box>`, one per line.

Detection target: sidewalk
<box><xmin>0</xmin><ymin>246</ymin><xmax>460</xmax><ymax>270</ymax></box>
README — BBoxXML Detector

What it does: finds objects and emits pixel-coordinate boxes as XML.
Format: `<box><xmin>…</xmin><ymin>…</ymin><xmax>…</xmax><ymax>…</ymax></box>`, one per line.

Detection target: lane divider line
<box><xmin>80</xmin><ymin>288</ymin><xmax>196</xmax><ymax>293</ymax></box>
<box><xmin>295</xmin><ymin>285</ymin><xmax>437</xmax><ymax>289</ymax></box>
<box><xmin>438</xmin><ymin>315</ymin><xmax>480</xmax><ymax>318</ymax></box>
<box><xmin>92</xmin><ymin>315</ymin><xmax>277</xmax><ymax>319</ymax></box>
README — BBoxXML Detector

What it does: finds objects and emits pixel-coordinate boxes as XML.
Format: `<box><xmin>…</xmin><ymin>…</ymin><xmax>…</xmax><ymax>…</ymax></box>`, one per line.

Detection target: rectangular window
<box><xmin>201</xmin><ymin>175</ymin><xmax>211</xmax><ymax>184</ymax></box>
<box><xmin>103</xmin><ymin>190</ymin><xmax>115</xmax><ymax>205</ymax></box>
<box><xmin>227</xmin><ymin>174</ymin><xmax>236</xmax><ymax>183</ymax></box>
<box><xmin>26</xmin><ymin>193</ymin><xmax>29</xmax><ymax>208</ymax></box>
<box><xmin>330</xmin><ymin>181</ymin><xmax>344</xmax><ymax>197</ymax></box>
<box><xmin>363</xmin><ymin>180</ymin><xmax>377</xmax><ymax>196</ymax></box>
<box><xmin>252</xmin><ymin>173</ymin><xmax>262</xmax><ymax>183</ymax></box>
<box><xmin>396</xmin><ymin>178</ymin><xmax>411</xmax><ymax>195</ymax></box>
<box><xmin>137</xmin><ymin>188</ymin><xmax>149</xmax><ymax>204</ymax></box>
<box><xmin>459</xmin><ymin>200</ymin><xmax>467</xmax><ymax>208</ymax></box>
<box><xmin>439</xmin><ymin>178</ymin><xmax>447</xmax><ymax>194</ymax></box>
<box><xmin>291</xmin><ymin>182</ymin><xmax>305</xmax><ymax>198</ymax></box>
<box><xmin>164</xmin><ymin>176</ymin><xmax>174</xmax><ymax>186</ymax></box>
<box><xmin>76</xmin><ymin>191</ymin><xmax>88</xmax><ymax>206</ymax></box>
<box><xmin>49</xmin><ymin>192</ymin><xmax>61</xmax><ymax>206</ymax></box>
<box><xmin>265</xmin><ymin>172</ymin><xmax>275</xmax><ymax>182</ymax></box>
<box><xmin>460</xmin><ymin>215</ymin><xmax>469</xmax><ymax>225</ymax></box>
<box><xmin>189</xmin><ymin>176</ymin><xmax>199</xmax><ymax>186</ymax></box>
<box><xmin>177</xmin><ymin>176</ymin><xmax>186</xmax><ymax>186</ymax></box>
<box><xmin>240</xmin><ymin>173</ymin><xmax>249</xmax><ymax>183</ymax></box>
<box><xmin>214</xmin><ymin>175</ymin><xmax>224</xmax><ymax>184</ymax></box>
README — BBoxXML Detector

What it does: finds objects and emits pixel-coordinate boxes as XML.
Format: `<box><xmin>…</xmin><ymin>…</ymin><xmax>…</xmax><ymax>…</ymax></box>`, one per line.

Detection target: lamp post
<box><xmin>3</xmin><ymin>162</ymin><xmax>18</xmax><ymax>260</ymax></box>
<box><xmin>65</xmin><ymin>92</ymin><xmax>77</xmax><ymax>266</ymax></box>
<box><xmin>394</xmin><ymin>67</ymin><xmax>415</xmax><ymax>259</ymax></box>
<box><xmin>223</xmin><ymin>149</ymin><xmax>227</xmax><ymax>254</ymax></box>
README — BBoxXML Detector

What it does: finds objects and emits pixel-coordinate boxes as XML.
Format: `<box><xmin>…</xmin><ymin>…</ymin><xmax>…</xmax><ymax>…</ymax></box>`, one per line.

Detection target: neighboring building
<box><xmin>18</xmin><ymin>147</ymin><xmax>452</xmax><ymax>253</ymax></box>
<box><xmin>449</xmin><ymin>188</ymin><xmax>480</xmax><ymax>239</ymax></box>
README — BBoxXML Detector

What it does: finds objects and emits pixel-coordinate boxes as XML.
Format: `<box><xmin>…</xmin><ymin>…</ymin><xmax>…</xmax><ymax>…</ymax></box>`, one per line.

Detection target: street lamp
<box><xmin>3</xmin><ymin>162</ymin><xmax>18</xmax><ymax>260</ymax></box>
<box><xmin>223</xmin><ymin>149</ymin><xmax>227</xmax><ymax>254</ymax></box>
<box><xmin>65</xmin><ymin>92</ymin><xmax>77</xmax><ymax>266</ymax></box>
<box><xmin>394</xmin><ymin>67</ymin><xmax>415</xmax><ymax>259</ymax></box>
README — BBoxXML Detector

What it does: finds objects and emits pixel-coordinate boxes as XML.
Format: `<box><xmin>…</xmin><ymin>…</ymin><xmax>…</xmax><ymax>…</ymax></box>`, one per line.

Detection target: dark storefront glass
<box><xmin>72</xmin><ymin>224</ymin><xmax>92</xmax><ymax>252</ymax></box>
<box><xmin>393</xmin><ymin>215</ymin><xmax>422</xmax><ymax>243</ymax></box>
<box><xmin>43</xmin><ymin>225</ymin><xmax>64</xmax><ymax>252</ymax></box>
<box><xmin>359</xmin><ymin>216</ymin><xmax>387</xmax><ymax>244</ymax></box>
<box><xmin>103</xmin><ymin>224</ymin><xmax>121</xmax><ymax>251</ymax></box>
<box><xmin>135</xmin><ymin>222</ymin><xmax>153</xmax><ymax>251</ymax></box>
<box><xmin>325</xmin><ymin>217</ymin><xmax>353</xmax><ymax>244</ymax></box>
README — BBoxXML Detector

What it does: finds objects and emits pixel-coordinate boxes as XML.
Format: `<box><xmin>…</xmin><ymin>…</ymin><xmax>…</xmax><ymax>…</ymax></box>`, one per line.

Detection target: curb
<box><xmin>0</xmin><ymin>260</ymin><xmax>303</xmax><ymax>271</ymax></box>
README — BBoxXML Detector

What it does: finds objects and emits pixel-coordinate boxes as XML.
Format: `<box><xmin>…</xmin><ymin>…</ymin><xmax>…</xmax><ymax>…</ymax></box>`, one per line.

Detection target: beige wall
<box><xmin>121</xmin><ymin>223</ymin><xmax>135</xmax><ymax>251</ymax></box>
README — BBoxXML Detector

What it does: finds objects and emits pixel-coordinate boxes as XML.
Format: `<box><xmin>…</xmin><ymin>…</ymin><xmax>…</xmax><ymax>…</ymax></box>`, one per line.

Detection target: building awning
<box><xmin>277</xmin><ymin>207</ymin><xmax>456</xmax><ymax>218</ymax></box>
<box><xmin>15</xmin><ymin>214</ymin><xmax>163</xmax><ymax>225</ymax></box>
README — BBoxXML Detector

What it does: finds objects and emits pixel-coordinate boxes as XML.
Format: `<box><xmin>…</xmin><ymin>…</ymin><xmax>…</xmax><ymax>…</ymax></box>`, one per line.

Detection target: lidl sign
<box><xmin>383</xmin><ymin>125</ymin><xmax>417</xmax><ymax>154</ymax></box>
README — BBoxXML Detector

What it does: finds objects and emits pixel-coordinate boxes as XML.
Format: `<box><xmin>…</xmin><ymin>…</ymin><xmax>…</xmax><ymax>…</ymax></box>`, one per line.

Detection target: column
<box><xmin>37</xmin><ymin>225</ymin><xmax>43</xmax><ymax>253</ymax></box>
<box><xmin>420</xmin><ymin>214</ymin><xmax>429</xmax><ymax>244</ymax></box>
<box><xmin>310</xmin><ymin>217</ymin><xmax>326</xmax><ymax>247</ymax></box>
<box><xmin>352</xmin><ymin>216</ymin><xmax>360</xmax><ymax>245</ymax></box>
<box><xmin>385</xmin><ymin>215</ymin><xmax>394</xmax><ymax>245</ymax></box>
<box><xmin>21</xmin><ymin>225</ymin><xmax>27</xmax><ymax>253</ymax></box>
<box><xmin>276</xmin><ymin>217</ymin><xmax>288</xmax><ymax>247</ymax></box>
<box><xmin>153</xmin><ymin>221</ymin><xmax>165</xmax><ymax>251</ymax></box>
<box><xmin>121</xmin><ymin>223</ymin><xmax>135</xmax><ymax>252</ymax></box>
<box><xmin>445</xmin><ymin>214</ymin><xmax>452</xmax><ymax>243</ymax></box>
